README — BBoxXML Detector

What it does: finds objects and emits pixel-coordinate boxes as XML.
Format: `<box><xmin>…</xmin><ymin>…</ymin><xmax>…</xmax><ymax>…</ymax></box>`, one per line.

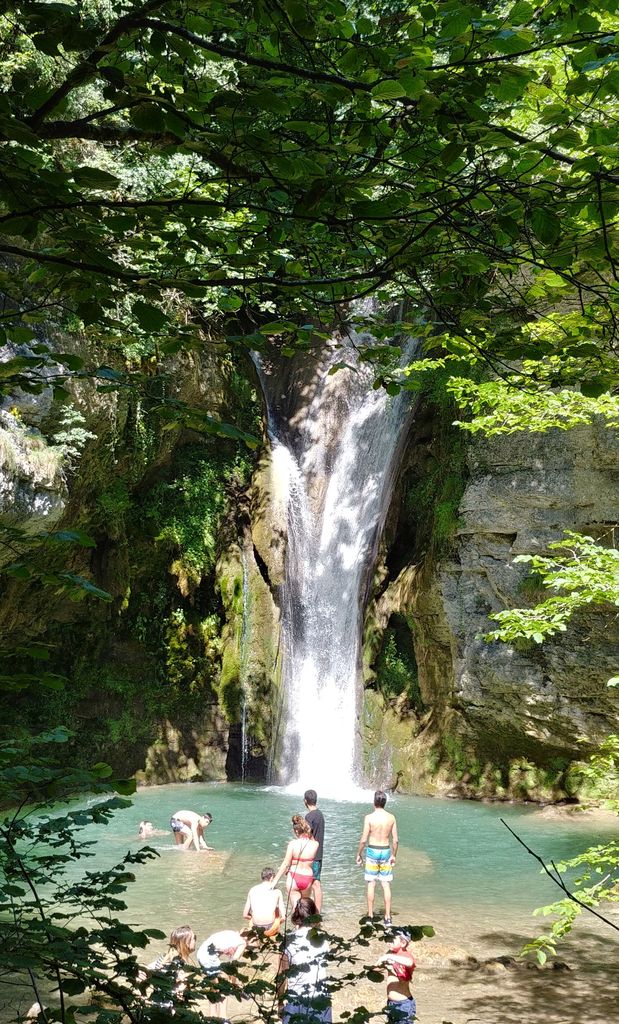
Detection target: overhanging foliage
<box><xmin>0</xmin><ymin>0</ymin><xmax>619</xmax><ymax>418</ymax></box>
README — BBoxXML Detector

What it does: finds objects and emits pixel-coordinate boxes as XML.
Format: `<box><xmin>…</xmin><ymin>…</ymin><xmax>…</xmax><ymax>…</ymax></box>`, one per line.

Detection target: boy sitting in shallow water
<box><xmin>243</xmin><ymin>866</ymin><xmax>285</xmax><ymax>935</ymax></box>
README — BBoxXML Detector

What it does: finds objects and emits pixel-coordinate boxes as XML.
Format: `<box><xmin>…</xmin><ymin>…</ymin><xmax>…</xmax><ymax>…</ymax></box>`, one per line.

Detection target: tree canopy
<box><xmin>0</xmin><ymin>0</ymin><xmax>618</xmax><ymax>425</ymax></box>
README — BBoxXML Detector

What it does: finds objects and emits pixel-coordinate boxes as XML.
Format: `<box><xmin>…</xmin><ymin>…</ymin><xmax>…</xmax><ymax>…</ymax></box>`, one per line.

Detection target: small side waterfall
<box><xmin>239</xmin><ymin>545</ymin><xmax>250</xmax><ymax>783</ymax></box>
<box><xmin>257</xmin><ymin>329</ymin><xmax>415</xmax><ymax>797</ymax></box>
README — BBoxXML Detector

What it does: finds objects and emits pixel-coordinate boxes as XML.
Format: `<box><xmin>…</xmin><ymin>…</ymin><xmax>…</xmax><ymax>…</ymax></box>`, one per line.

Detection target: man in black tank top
<box><xmin>304</xmin><ymin>788</ymin><xmax>325</xmax><ymax>911</ymax></box>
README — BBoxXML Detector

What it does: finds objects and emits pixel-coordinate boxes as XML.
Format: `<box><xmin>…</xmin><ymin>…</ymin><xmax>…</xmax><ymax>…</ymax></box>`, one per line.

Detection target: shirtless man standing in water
<box><xmin>356</xmin><ymin>790</ymin><xmax>398</xmax><ymax>925</ymax></box>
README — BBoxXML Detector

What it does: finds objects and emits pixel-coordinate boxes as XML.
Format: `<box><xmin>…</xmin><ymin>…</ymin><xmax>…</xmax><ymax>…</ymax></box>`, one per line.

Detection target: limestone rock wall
<box><xmin>0</xmin><ymin>410</ymin><xmax>67</xmax><ymax>547</ymax></box>
<box><xmin>364</xmin><ymin>415</ymin><xmax>619</xmax><ymax>800</ymax></box>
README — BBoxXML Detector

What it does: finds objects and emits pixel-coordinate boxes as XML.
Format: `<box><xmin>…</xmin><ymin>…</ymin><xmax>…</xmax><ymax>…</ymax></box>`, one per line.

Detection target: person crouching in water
<box><xmin>243</xmin><ymin>867</ymin><xmax>285</xmax><ymax>935</ymax></box>
<box><xmin>169</xmin><ymin>810</ymin><xmax>213</xmax><ymax>851</ymax></box>
<box><xmin>271</xmin><ymin>816</ymin><xmax>319</xmax><ymax>912</ymax></box>
<box><xmin>376</xmin><ymin>931</ymin><xmax>416</xmax><ymax>1023</ymax></box>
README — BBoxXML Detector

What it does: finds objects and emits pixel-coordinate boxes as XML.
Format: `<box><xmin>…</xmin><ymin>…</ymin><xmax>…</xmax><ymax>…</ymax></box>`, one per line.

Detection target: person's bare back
<box><xmin>366</xmin><ymin>807</ymin><xmax>396</xmax><ymax>847</ymax></box>
<box><xmin>245</xmin><ymin>881</ymin><xmax>284</xmax><ymax>928</ymax></box>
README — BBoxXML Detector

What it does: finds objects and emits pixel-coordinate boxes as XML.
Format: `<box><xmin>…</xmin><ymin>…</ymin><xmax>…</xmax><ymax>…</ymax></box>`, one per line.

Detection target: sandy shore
<box><xmin>526</xmin><ymin>803</ymin><xmax>619</xmax><ymax>826</ymax></box>
<box><xmin>327</xmin><ymin>912</ymin><xmax>619</xmax><ymax>1024</ymax></box>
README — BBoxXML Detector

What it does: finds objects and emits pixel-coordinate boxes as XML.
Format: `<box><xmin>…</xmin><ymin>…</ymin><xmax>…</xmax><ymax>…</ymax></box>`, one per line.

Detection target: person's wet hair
<box><xmin>291</xmin><ymin>897</ymin><xmax>318</xmax><ymax>926</ymax></box>
<box><xmin>201</xmin><ymin>812</ymin><xmax>213</xmax><ymax>824</ymax></box>
<box><xmin>169</xmin><ymin>925</ymin><xmax>196</xmax><ymax>961</ymax></box>
<box><xmin>292</xmin><ymin>814</ymin><xmax>312</xmax><ymax>837</ymax></box>
<box><xmin>304</xmin><ymin>789</ymin><xmax>317</xmax><ymax>805</ymax></box>
<box><xmin>374</xmin><ymin>790</ymin><xmax>387</xmax><ymax>808</ymax></box>
<box><xmin>261</xmin><ymin>866</ymin><xmax>275</xmax><ymax>881</ymax></box>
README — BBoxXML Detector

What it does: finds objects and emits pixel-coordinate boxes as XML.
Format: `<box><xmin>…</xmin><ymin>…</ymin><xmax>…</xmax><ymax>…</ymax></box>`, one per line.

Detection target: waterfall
<box><xmin>256</xmin><ymin>328</ymin><xmax>415</xmax><ymax>797</ymax></box>
<box><xmin>240</xmin><ymin>544</ymin><xmax>250</xmax><ymax>782</ymax></box>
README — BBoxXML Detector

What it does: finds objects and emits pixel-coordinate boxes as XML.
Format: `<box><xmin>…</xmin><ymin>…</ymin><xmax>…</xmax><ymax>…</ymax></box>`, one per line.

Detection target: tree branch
<box><xmin>27</xmin><ymin>0</ymin><xmax>169</xmax><ymax>126</ymax></box>
<box><xmin>501</xmin><ymin>818</ymin><xmax>619</xmax><ymax>933</ymax></box>
<box><xmin>0</xmin><ymin>242</ymin><xmax>386</xmax><ymax>290</ymax></box>
<box><xmin>133</xmin><ymin>17</ymin><xmax>374</xmax><ymax>93</ymax></box>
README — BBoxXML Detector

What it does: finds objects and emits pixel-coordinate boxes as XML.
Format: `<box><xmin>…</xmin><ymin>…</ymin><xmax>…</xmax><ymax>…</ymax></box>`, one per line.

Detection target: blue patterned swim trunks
<box><xmin>364</xmin><ymin>846</ymin><xmax>393</xmax><ymax>882</ymax></box>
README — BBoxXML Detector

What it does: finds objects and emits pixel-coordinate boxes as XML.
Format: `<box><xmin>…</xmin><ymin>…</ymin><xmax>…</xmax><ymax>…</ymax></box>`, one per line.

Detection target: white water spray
<box><xmin>257</xmin><ymin>331</ymin><xmax>415</xmax><ymax>797</ymax></box>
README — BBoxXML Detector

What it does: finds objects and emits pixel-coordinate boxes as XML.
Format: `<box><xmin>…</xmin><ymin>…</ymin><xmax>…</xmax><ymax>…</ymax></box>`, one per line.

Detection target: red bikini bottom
<box><xmin>290</xmin><ymin>872</ymin><xmax>313</xmax><ymax>891</ymax></box>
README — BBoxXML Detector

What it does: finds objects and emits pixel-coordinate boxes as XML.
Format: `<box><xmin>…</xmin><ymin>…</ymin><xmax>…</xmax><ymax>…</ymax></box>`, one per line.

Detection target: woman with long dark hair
<box><xmin>277</xmin><ymin>897</ymin><xmax>331</xmax><ymax>1024</ymax></box>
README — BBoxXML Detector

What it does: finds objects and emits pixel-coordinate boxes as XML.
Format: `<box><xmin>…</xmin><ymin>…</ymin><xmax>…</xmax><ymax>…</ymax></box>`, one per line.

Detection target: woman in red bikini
<box><xmin>271</xmin><ymin>815</ymin><xmax>319</xmax><ymax>911</ymax></box>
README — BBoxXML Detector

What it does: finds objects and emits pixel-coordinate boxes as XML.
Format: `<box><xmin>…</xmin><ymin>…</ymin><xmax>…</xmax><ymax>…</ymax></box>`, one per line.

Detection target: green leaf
<box><xmin>95</xmin><ymin>365</ymin><xmax>125</xmax><ymax>382</ymax></box>
<box><xmin>132</xmin><ymin>301</ymin><xmax>166</xmax><ymax>332</ymax></box>
<box><xmin>366</xmin><ymin>969</ymin><xmax>384</xmax><ymax>982</ymax></box>
<box><xmin>114</xmin><ymin>777</ymin><xmax>137</xmax><ymax>795</ymax></box>
<box><xmin>218</xmin><ymin>294</ymin><xmax>243</xmax><ymax>312</ymax></box>
<box><xmin>62</xmin><ymin>979</ymin><xmax>87</xmax><ymax>996</ymax></box>
<box><xmin>441</xmin><ymin>142</ymin><xmax>464</xmax><ymax>166</ymax></box>
<box><xmin>72</xmin><ymin>167</ymin><xmax>121</xmax><ymax>190</ymax></box>
<box><xmin>56</xmin><ymin>352</ymin><xmax>84</xmax><ymax>371</ymax></box>
<box><xmin>130</xmin><ymin>104</ymin><xmax>167</xmax><ymax>133</ymax></box>
<box><xmin>46</xmin><ymin>529</ymin><xmax>96</xmax><ymax>548</ymax></box>
<box><xmin>57</xmin><ymin>574</ymin><xmax>113</xmax><ymax>602</ymax></box>
<box><xmin>530</xmin><ymin>207</ymin><xmax>561</xmax><ymax>245</ymax></box>
<box><xmin>508</xmin><ymin>1</ymin><xmax>534</xmax><ymax>24</ymax></box>
<box><xmin>371</xmin><ymin>80</ymin><xmax>407</xmax><ymax>100</ymax></box>
<box><xmin>398</xmin><ymin>72</ymin><xmax>425</xmax><ymax>99</ymax></box>
<box><xmin>4</xmin><ymin>563</ymin><xmax>31</xmax><ymax>580</ymax></box>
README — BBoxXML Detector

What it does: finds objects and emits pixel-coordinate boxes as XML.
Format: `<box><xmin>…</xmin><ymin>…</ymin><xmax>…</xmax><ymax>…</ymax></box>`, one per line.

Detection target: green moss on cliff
<box><xmin>144</xmin><ymin>444</ymin><xmax>252</xmax><ymax>594</ymax></box>
<box><xmin>2</xmin><ymin>355</ymin><xmax>262</xmax><ymax>780</ymax></box>
<box><xmin>219</xmin><ymin>646</ymin><xmax>242</xmax><ymax>721</ymax></box>
<box><xmin>402</xmin><ymin>431</ymin><xmax>467</xmax><ymax>557</ymax></box>
<box><xmin>393</xmin><ymin>367</ymin><xmax>470</xmax><ymax>564</ymax></box>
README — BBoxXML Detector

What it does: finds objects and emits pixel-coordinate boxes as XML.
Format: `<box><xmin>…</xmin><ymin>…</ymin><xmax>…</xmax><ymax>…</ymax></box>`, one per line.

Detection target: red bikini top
<box><xmin>389</xmin><ymin>954</ymin><xmax>415</xmax><ymax>982</ymax></box>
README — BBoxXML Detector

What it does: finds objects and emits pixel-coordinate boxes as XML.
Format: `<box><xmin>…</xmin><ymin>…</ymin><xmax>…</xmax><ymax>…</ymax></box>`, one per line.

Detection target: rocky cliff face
<box><xmin>364</xmin><ymin>411</ymin><xmax>619</xmax><ymax>800</ymax></box>
<box><xmin>0</xmin><ymin>333</ymin><xmax>261</xmax><ymax>784</ymax></box>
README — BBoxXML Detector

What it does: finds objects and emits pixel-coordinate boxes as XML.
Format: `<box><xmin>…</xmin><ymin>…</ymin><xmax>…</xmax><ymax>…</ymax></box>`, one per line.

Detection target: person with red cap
<box><xmin>376</xmin><ymin>931</ymin><xmax>416</xmax><ymax>1023</ymax></box>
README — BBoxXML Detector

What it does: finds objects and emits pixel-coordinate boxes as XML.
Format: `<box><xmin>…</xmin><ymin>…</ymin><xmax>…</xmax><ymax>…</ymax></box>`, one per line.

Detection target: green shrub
<box><xmin>375</xmin><ymin>615</ymin><xmax>423</xmax><ymax>711</ymax></box>
<box><xmin>144</xmin><ymin>444</ymin><xmax>253</xmax><ymax>588</ymax></box>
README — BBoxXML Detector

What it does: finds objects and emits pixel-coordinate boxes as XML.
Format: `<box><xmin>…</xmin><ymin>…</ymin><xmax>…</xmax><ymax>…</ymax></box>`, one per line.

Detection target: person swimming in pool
<box><xmin>138</xmin><ymin>821</ymin><xmax>168</xmax><ymax>840</ymax></box>
<box><xmin>271</xmin><ymin>815</ymin><xmax>319</xmax><ymax>911</ymax></box>
<box><xmin>356</xmin><ymin>790</ymin><xmax>398</xmax><ymax>925</ymax></box>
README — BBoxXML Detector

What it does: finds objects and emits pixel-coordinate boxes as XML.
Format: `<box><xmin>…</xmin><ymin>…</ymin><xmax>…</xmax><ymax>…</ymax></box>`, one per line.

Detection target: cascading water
<box><xmin>239</xmin><ymin>545</ymin><xmax>250</xmax><ymax>782</ymax></box>
<box><xmin>256</xmin><ymin>328</ymin><xmax>416</xmax><ymax>797</ymax></box>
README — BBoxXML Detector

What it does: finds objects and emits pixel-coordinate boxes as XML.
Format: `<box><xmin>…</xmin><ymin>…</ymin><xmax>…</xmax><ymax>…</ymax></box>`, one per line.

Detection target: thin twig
<box><xmin>501</xmin><ymin>818</ymin><xmax>619</xmax><ymax>932</ymax></box>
